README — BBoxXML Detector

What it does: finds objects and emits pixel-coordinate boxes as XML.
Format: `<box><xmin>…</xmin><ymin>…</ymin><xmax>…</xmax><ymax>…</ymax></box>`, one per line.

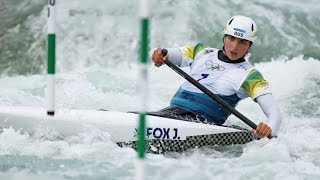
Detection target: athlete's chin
<box><xmin>227</xmin><ymin>53</ymin><xmax>240</xmax><ymax>60</ymax></box>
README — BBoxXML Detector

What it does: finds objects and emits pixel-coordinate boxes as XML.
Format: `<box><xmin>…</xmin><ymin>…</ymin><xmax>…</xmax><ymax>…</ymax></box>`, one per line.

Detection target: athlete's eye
<box><xmin>241</xmin><ymin>40</ymin><xmax>250</xmax><ymax>45</ymax></box>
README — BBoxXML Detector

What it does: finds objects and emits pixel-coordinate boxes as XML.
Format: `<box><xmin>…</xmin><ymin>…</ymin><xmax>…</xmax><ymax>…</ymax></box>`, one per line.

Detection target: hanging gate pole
<box><xmin>136</xmin><ymin>0</ymin><xmax>150</xmax><ymax>179</ymax></box>
<box><xmin>47</xmin><ymin>0</ymin><xmax>56</xmax><ymax>116</ymax></box>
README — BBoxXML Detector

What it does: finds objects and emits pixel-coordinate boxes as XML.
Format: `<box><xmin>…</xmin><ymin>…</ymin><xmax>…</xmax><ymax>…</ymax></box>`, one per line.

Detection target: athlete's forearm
<box><xmin>166</xmin><ymin>48</ymin><xmax>183</xmax><ymax>66</ymax></box>
<box><xmin>256</xmin><ymin>94</ymin><xmax>282</xmax><ymax>135</ymax></box>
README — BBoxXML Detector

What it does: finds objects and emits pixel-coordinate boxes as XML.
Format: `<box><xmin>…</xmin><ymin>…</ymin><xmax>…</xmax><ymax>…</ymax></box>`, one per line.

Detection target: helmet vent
<box><xmin>228</xmin><ymin>18</ymin><xmax>234</xmax><ymax>25</ymax></box>
<box><xmin>251</xmin><ymin>24</ymin><xmax>254</xmax><ymax>31</ymax></box>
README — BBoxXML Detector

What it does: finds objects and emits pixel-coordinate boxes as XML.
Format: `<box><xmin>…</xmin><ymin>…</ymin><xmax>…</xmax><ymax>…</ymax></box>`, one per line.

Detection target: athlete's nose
<box><xmin>230</xmin><ymin>39</ymin><xmax>241</xmax><ymax>50</ymax></box>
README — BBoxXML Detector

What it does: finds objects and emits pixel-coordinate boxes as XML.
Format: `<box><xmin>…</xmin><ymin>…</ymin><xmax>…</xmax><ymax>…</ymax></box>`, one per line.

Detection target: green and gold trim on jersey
<box><xmin>241</xmin><ymin>69</ymin><xmax>269</xmax><ymax>99</ymax></box>
<box><xmin>180</xmin><ymin>43</ymin><xmax>207</xmax><ymax>60</ymax></box>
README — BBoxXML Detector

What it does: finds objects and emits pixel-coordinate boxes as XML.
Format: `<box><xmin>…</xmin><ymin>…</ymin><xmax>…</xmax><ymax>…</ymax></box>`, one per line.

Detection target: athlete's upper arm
<box><xmin>179</xmin><ymin>43</ymin><xmax>207</xmax><ymax>67</ymax></box>
<box><xmin>240</xmin><ymin>69</ymin><xmax>271</xmax><ymax>100</ymax></box>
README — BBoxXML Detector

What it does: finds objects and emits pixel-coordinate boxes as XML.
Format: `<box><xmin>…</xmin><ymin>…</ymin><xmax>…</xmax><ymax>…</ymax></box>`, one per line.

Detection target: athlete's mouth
<box><xmin>230</xmin><ymin>51</ymin><xmax>238</xmax><ymax>56</ymax></box>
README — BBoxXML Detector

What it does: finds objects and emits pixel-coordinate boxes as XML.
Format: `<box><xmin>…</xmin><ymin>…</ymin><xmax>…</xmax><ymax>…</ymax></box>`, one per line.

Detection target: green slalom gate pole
<box><xmin>47</xmin><ymin>0</ymin><xmax>56</xmax><ymax>116</ymax></box>
<box><xmin>136</xmin><ymin>0</ymin><xmax>149</xmax><ymax>179</ymax></box>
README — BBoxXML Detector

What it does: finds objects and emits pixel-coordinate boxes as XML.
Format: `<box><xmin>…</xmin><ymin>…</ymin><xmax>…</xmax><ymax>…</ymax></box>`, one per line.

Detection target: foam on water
<box><xmin>1</xmin><ymin>0</ymin><xmax>320</xmax><ymax>75</ymax></box>
<box><xmin>1</xmin><ymin>0</ymin><xmax>320</xmax><ymax>179</ymax></box>
<box><xmin>0</xmin><ymin>56</ymin><xmax>319</xmax><ymax>179</ymax></box>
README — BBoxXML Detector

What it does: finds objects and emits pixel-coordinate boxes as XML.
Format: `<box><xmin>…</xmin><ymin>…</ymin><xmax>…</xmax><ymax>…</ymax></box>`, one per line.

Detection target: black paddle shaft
<box><xmin>161</xmin><ymin>49</ymin><xmax>273</xmax><ymax>139</ymax></box>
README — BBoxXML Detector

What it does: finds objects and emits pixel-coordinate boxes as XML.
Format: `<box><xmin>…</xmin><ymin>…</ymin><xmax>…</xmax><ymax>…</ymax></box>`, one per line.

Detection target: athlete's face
<box><xmin>224</xmin><ymin>35</ymin><xmax>251</xmax><ymax>60</ymax></box>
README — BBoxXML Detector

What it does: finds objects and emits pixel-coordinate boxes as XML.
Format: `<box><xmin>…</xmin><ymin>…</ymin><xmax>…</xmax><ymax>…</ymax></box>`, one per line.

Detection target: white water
<box><xmin>1</xmin><ymin>0</ymin><xmax>320</xmax><ymax>179</ymax></box>
<box><xmin>1</xmin><ymin>57</ymin><xmax>320</xmax><ymax>179</ymax></box>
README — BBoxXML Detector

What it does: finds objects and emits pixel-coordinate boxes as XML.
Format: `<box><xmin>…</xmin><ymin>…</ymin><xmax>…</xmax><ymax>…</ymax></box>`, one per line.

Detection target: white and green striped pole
<box><xmin>136</xmin><ymin>0</ymin><xmax>149</xmax><ymax>179</ymax></box>
<box><xmin>47</xmin><ymin>0</ymin><xmax>56</xmax><ymax>116</ymax></box>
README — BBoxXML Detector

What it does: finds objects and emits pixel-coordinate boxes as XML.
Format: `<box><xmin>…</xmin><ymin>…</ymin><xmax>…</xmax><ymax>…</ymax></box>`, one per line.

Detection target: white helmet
<box><xmin>223</xmin><ymin>15</ymin><xmax>258</xmax><ymax>43</ymax></box>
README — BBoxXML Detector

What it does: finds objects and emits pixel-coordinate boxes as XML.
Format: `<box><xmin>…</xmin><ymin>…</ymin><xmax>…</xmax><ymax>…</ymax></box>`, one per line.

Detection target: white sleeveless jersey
<box><xmin>180</xmin><ymin>48</ymin><xmax>254</xmax><ymax>97</ymax></box>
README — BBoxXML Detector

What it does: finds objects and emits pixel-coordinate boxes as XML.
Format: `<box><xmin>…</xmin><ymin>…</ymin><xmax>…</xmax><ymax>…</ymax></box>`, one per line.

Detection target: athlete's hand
<box><xmin>254</xmin><ymin>122</ymin><xmax>272</xmax><ymax>138</ymax></box>
<box><xmin>151</xmin><ymin>48</ymin><xmax>168</xmax><ymax>67</ymax></box>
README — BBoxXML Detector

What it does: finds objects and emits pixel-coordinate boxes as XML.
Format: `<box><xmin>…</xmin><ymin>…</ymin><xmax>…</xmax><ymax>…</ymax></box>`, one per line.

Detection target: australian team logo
<box><xmin>205</xmin><ymin>60</ymin><xmax>225</xmax><ymax>71</ymax></box>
